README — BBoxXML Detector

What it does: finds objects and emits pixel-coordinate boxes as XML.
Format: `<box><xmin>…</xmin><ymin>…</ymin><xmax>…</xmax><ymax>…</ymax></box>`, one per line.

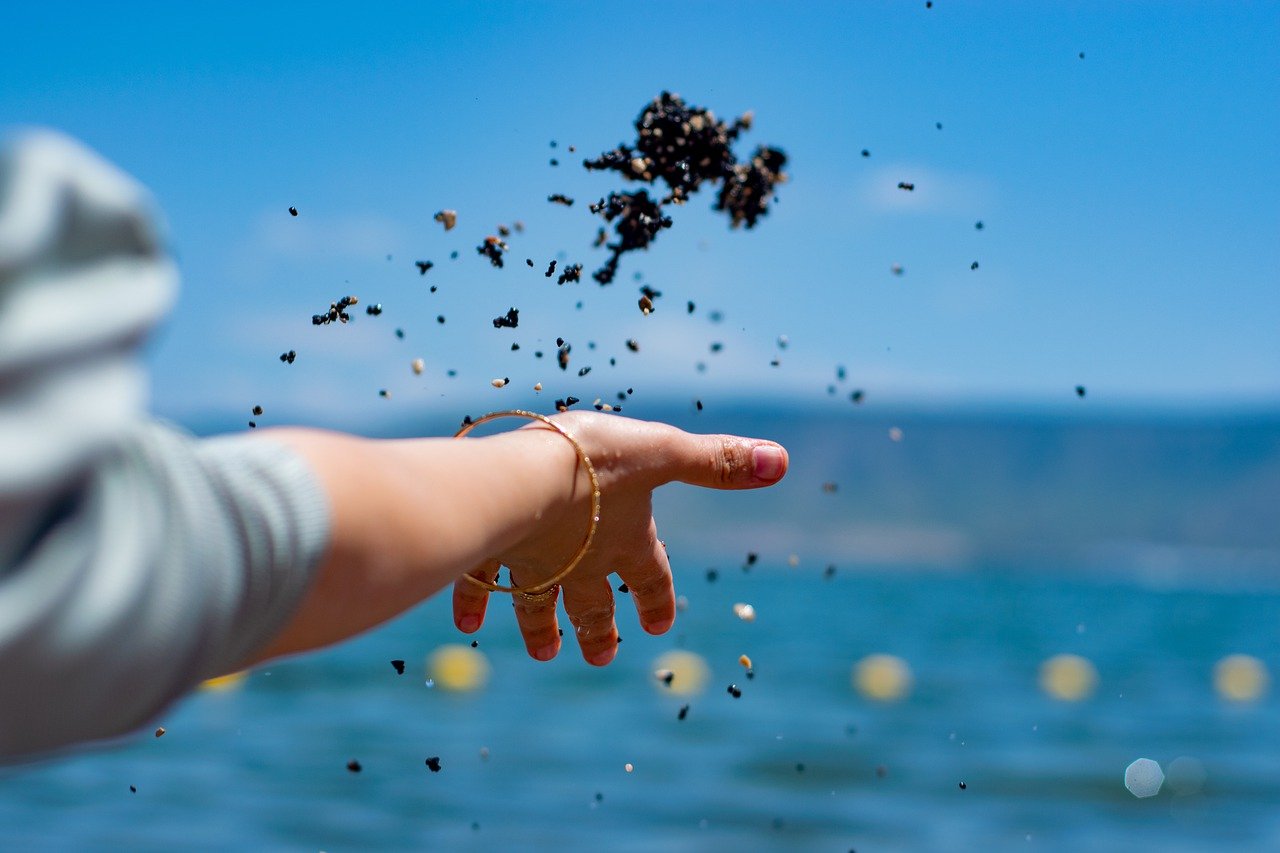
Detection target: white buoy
<box><xmin>1124</xmin><ymin>758</ymin><xmax>1164</xmax><ymax>798</ymax></box>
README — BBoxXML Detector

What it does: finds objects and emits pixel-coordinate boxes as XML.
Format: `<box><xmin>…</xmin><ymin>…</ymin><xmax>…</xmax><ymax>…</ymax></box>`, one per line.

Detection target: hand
<box><xmin>451</xmin><ymin>412</ymin><xmax>788</xmax><ymax>666</ymax></box>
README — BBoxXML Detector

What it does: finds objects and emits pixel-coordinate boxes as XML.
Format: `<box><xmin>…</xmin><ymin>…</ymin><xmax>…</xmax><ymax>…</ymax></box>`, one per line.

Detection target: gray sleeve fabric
<box><xmin>0</xmin><ymin>130</ymin><xmax>331</xmax><ymax>761</ymax></box>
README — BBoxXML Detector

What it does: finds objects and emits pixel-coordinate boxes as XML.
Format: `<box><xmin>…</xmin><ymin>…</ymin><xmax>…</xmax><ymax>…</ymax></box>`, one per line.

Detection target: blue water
<box><xmin>3</xmin><ymin>563</ymin><xmax>1277</xmax><ymax>851</ymax></box>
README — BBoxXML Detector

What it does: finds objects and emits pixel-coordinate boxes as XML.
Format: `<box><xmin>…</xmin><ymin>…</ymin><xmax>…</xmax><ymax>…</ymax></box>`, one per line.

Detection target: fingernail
<box><xmin>752</xmin><ymin>445</ymin><xmax>785</xmax><ymax>481</ymax></box>
<box><xmin>644</xmin><ymin>617</ymin><xmax>673</xmax><ymax>635</ymax></box>
<box><xmin>458</xmin><ymin>614</ymin><xmax>481</xmax><ymax>633</ymax></box>
<box><xmin>533</xmin><ymin>643</ymin><xmax>558</xmax><ymax>662</ymax></box>
<box><xmin>589</xmin><ymin>648</ymin><xmax>616</xmax><ymax>666</ymax></box>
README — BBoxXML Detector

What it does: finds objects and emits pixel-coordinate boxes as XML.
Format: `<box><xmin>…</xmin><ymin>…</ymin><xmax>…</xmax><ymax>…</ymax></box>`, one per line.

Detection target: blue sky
<box><xmin>3</xmin><ymin>1</ymin><xmax>1277</xmax><ymax>429</ymax></box>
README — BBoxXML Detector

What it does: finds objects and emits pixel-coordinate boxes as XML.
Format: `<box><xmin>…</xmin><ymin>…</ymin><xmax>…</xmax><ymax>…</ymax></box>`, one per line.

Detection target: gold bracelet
<box><xmin>453</xmin><ymin>410</ymin><xmax>601</xmax><ymax>599</ymax></box>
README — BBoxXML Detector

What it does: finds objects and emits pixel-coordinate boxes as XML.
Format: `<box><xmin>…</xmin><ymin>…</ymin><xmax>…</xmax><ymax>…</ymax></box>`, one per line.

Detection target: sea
<box><xmin>1</xmin><ymin>407</ymin><xmax>1277</xmax><ymax>851</ymax></box>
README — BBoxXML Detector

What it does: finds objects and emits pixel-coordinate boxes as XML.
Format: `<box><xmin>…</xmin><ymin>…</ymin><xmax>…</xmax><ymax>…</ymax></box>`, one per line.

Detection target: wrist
<box><xmin>486</xmin><ymin>423</ymin><xmax>591</xmax><ymax>573</ymax></box>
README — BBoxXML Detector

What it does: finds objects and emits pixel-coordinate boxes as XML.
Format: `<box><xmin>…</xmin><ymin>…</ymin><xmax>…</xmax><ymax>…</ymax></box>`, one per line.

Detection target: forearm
<box><xmin>244</xmin><ymin>425</ymin><xmax>579</xmax><ymax>664</ymax></box>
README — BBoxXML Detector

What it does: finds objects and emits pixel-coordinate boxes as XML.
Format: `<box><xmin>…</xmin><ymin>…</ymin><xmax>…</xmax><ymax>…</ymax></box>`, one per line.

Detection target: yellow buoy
<box><xmin>198</xmin><ymin>670</ymin><xmax>248</xmax><ymax>692</ymax></box>
<box><xmin>427</xmin><ymin>644</ymin><xmax>490</xmax><ymax>692</ymax></box>
<box><xmin>1039</xmin><ymin>654</ymin><xmax>1098</xmax><ymax>702</ymax></box>
<box><xmin>650</xmin><ymin>650</ymin><xmax>710</xmax><ymax>696</ymax></box>
<box><xmin>853</xmin><ymin>654</ymin><xmax>912</xmax><ymax>702</ymax></box>
<box><xmin>1214</xmin><ymin>654</ymin><xmax>1269</xmax><ymax>702</ymax></box>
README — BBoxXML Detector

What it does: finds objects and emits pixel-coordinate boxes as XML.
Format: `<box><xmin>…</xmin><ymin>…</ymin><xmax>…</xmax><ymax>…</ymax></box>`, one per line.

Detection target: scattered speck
<box><xmin>391</xmin><ymin>659</ymin><xmax>406</xmax><ymax>675</ymax></box>
<box><xmin>425</xmin><ymin>756</ymin><xmax>442</xmax><ymax>773</ymax></box>
<box><xmin>154</xmin><ymin>727</ymin><xmax>166</xmax><ymax>738</ymax></box>
<box><xmin>288</xmin><ymin>207</ymin><xmax>298</xmax><ymax>216</ymax></box>
<box><xmin>347</xmin><ymin>760</ymin><xmax>362</xmax><ymax>773</ymax></box>
<box><xmin>434</xmin><ymin>210</ymin><xmax>457</xmax><ymax>231</ymax></box>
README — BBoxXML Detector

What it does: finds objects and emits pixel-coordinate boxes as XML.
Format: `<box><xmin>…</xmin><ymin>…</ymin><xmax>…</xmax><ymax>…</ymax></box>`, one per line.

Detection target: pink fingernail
<box><xmin>458</xmin><ymin>614</ymin><xmax>481</xmax><ymax>633</ymax></box>
<box><xmin>589</xmin><ymin>648</ymin><xmax>616</xmax><ymax>666</ymax></box>
<box><xmin>752</xmin><ymin>445</ymin><xmax>785</xmax><ymax>481</ymax></box>
<box><xmin>533</xmin><ymin>643</ymin><xmax>558</xmax><ymax>662</ymax></box>
<box><xmin>645</xmin><ymin>617</ymin><xmax>673</xmax><ymax>635</ymax></box>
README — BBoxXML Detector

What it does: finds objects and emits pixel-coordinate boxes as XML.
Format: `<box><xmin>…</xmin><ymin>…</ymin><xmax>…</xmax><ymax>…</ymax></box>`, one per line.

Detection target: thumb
<box><xmin>662</xmin><ymin>432</ymin><xmax>789</xmax><ymax>490</ymax></box>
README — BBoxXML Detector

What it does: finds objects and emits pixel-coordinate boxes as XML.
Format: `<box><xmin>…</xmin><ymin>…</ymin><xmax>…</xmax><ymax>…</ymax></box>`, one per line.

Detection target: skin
<box><xmin>246</xmin><ymin>412</ymin><xmax>788</xmax><ymax>668</ymax></box>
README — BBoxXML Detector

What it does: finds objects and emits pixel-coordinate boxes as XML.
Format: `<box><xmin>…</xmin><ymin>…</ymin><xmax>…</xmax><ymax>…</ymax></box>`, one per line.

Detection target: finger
<box><xmin>561</xmin><ymin>574</ymin><xmax>619</xmax><ymax>667</ymax></box>
<box><xmin>658</xmin><ymin>430</ymin><xmax>789</xmax><ymax>490</ymax></box>
<box><xmin>510</xmin><ymin>574</ymin><xmax>563</xmax><ymax>662</ymax></box>
<box><xmin>616</xmin><ymin>525</ymin><xmax>675</xmax><ymax>636</ymax></box>
<box><xmin>452</xmin><ymin>559</ymin><xmax>500</xmax><ymax>634</ymax></box>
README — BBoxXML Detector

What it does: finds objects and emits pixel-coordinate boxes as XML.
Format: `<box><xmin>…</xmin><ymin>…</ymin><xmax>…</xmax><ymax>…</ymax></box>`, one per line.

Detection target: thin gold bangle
<box><xmin>454</xmin><ymin>410</ymin><xmax>601</xmax><ymax>597</ymax></box>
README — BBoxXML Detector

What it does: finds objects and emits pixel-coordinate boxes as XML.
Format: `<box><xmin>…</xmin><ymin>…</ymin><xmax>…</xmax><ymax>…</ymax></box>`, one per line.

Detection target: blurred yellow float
<box><xmin>853</xmin><ymin>654</ymin><xmax>912</xmax><ymax>702</ymax></box>
<box><xmin>198</xmin><ymin>670</ymin><xmax>248</xmax><ymax>692</ymax></box>
<box><xmin>1039</xmin><ymin>654</ymin><xmax>1098</xmax><ymax>702</ymax></box>
<box><xmin>427</xmin><ymin>644</ymin><xmax>490</xmax><ymax>692</ymax></box>
<box><xmin>650</xmin><ymin>650</ymin><xmax>710</xmax><ymax>696</ymax></box>
<box><xmin>1213</xmin><ymin>654</ymin><xmax>1269</xmax><ymax>702</ymax></box>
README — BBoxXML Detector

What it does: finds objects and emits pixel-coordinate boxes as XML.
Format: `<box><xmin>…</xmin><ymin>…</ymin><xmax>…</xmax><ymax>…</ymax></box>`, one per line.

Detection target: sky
<box><xmin>2</xmin><ymin>1</ymin><xmax>1277</xmax><ymax>431</ymax></box>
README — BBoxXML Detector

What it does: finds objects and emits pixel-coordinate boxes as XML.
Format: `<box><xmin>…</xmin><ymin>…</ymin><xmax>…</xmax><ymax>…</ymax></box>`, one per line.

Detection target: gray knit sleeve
<box><xmin>0</xmin><ymin>131</ymin><xmax>331</xmax><ymax>760</ymax></box>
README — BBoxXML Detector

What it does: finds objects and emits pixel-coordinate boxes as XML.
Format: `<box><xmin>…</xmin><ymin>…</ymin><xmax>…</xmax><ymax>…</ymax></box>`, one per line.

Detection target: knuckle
<box><xmin>714</xmin><ymin>436</ymin><xmax>749</xmax><ymax>486</ymax></box>
<box><xmin>627</xmin><ymin>572</ymin><xmax>670</xmax><ymax>600</ymax></box>
<box><xmin>567</xmin><ymin>603</ymin><xmax>615</xmax><ymax>638</ymax></box>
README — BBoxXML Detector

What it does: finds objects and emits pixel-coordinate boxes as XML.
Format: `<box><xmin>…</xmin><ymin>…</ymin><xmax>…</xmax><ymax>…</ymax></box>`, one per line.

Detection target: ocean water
<box><xmin>2</xmin><ymin>564</ymin><xmax>1277</xmax><ymax>852</ymax></box>
<box><xmin>2</xmin><ymin>411</ymin><xmax>1277</xmax><ymax>850</ymax></box>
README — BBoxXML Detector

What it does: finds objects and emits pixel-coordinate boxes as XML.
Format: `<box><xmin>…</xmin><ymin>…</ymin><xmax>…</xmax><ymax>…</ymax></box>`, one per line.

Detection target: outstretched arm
<box><xmin>250</xmin><ymin>413</ymin><xmax>788</xmax><ymax>667</ymax></box>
